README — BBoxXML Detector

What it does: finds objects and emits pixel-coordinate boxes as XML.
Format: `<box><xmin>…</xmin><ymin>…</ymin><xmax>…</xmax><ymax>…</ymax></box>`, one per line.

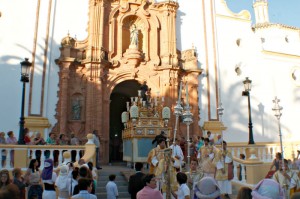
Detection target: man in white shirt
<box><xmin>71</xmin><ymin>178</ymin><xmax>97</xmax><ymax>199</ymax></box>
<box><xmin>92</xmin><ymin>130</ymin><xmax>102</xmax><ymax>169</ymax></box>
<box><xmin>169</xmin><ymin>138</ymin><xmax>184</xmax><ymax>171</ymax></box>
<box><xmin>106</xmin><ymin>174</ymin><xmax>119</xmax><ymax>199</ymax></box>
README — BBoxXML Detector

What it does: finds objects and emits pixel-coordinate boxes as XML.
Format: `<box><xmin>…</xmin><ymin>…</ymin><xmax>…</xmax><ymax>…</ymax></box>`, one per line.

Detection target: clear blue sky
<box><xmin>226</xmin><ymin>0</ymin><xmax>300</xmax><ymax>28</ymax></box>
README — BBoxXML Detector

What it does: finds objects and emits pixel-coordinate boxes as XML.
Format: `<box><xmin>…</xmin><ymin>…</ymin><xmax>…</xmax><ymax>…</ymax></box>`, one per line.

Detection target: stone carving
<box><xmin>72</xmin><ymin>98</ymin><xmax>81</xmax><ymax>120</ymax></box>
<box><xmin>130</xmin><ymin>24</ymin><xmax>138</xmax><ymax>49</ymax></box>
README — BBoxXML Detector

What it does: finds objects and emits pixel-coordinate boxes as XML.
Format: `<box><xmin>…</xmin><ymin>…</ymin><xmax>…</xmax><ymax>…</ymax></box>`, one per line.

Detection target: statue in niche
<box><xmin>130</xmin><ymin>24</ymin><xmax>138</xmax><ymax>48</ymax></box>
<box><xmin>72</xmin><ymin>98</ymin><xmax>81</xmax><ymax>120</ymax></box>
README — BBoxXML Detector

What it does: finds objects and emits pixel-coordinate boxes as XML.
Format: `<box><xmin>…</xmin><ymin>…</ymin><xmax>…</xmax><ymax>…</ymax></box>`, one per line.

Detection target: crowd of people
<box><xmin>124</xmin><ymin>131</ymin><xmax>300</xmax><ymax>199</ymax></box>
<box><xmin>0</xmin><ymin>129</ymin><xmax>102</xmax><ymax>169</ymax></box>
<box><xmin>0</xmin><ymin>158</ymin><xmax>99</xmax><ymax>199</ymax></box>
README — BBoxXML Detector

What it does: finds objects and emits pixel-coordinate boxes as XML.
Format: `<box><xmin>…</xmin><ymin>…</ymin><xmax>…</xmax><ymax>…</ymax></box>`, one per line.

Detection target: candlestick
<box><xmin>178</xmin><ymin>81</ymin><xmax>182</xmax><ymax>102</ymax></box>
<box><xmin>186</xmin><ymin>83</ymin><xmax>189</xmax><ymax>106</ymax></box>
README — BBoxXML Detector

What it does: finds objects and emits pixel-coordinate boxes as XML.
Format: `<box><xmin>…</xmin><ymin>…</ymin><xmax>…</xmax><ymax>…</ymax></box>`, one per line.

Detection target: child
<box><xmin>106</xmin><ymin>174</ymin><xmax>118</xmax><ymax>199</ymax></box>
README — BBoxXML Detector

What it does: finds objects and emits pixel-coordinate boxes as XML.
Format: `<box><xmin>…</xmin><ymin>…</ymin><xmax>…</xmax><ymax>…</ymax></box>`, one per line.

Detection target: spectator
<box><xmin>252</xmin><ymin>179</ymin><xmax>284</xmax><ymax>199</ymax></box>
<box><xmin>171</xmin><ymin>172</ymin><xmax>190</xmax><ymax>199</ymax></box>
<box><xmin>194</xmin><ymin>177</ymin><xmax>221</xmax><ymax>199</ymax></box>
<box><xmin>270</xmin><ymin>152</ymin><xmax>282</xmax><ymax>171</ymax></box>
<box><xmin>6</xmin><ymin>131</ymin><xmax>17</xmax><ymax>167</ymax></box>
<box><xmin>33</xmin><ymin>132</ymin><xmax>46</xmax><ymax>166</ymax></box>
<box><xmin>106</xmin><ymin>174</ymin><xmax>118</xmax><ymax>199</ymax></box>
<box><xmin>237</xmin><ymin>187</ymin><xmax>252</xmax><ymax>199</ymax></box>
<box><xmin>207</xmin><ymin>131</ymin><xmax>214</xmax><ymax>145</ymax></box>
<box><xmin>92</xmin><ymin>130</ymin><xmax>102</xmax><ymax>169</ymax></box>
<box><xmin>0</xmin><ymin>169</ymin><xmax>11</xmax><ymax>189</ymax></box>
<box><xmin>0</xmin><ymin>183</ymin><xmax>20</xmax><ymax>199</ymax></box>
<box><xmin>56</xmin><ymin>165</ymin><xmax>69</xmax><ymax>199</ymax></box>
<box><xmin>46</xmin><ymin>133</ymin><xmax>56</xmax><ymax>145</ymax></box>
<box><xmin>41</xmin><ymin>159</ymin><xmax>57</xmax><ymax>199</ymax></box>
<box><xmin>71</xmin><ymin>178</ymin><xmax>96</xmax><ymax>199</ymax></box>
<box><xmin>0</xmin><ymin>132</ymin><xmax>6</xmax><ymax>167</ymax></box>
<box><xmin>58</xmin><ymin>134</ymin><xmax>68</xmax><ymax>145</ymax></box>
<box><xmin>238</xmin><ymin>154</ymin><xmax>246</xmax><ymax>181</ymax></box>
<box><xmin>33</xmin><ymin>132</ymin><xmax>46</xmax><ymax>145</ymax></box>
<box><xmin>87</xmin><ymin>161</ymin><xmax>97</xmax><ymax>181</ymax></box>
<box><xmin>196</xmin><ymin>136</ymin><xmax>204</xmax><ymax>151</ymax></box>
<box><xmin>128</xmin><ymin>162</ymin><xmax>145</xmax><ymax>199</ymax></box>
<box><xmin>12</xmin><ymin>168</ymin><xmax>26</xmax><ymax>199</ymax></box>
<box><xmin>24</xmin><ymin>128</ymin><xmax>33</xmax><ymax>145</ymax></box>
<box><xmin>137</xmin><ymin>174</ymin><xmax>163</xmax><ymax>199</ymax></box>
<box><xmin>70</xmin><ymin>133</ymin><xmax>79</xmax><ymax>162</ymax></box>
<box><xmin>68</xmin><ymin>168</ymin><xmax>79</xmax><ymax>197</ymax></box>
<box><xmin>215</xmin><ymin>134</ymin><xmax>223</xmax><ymax>145</ymax></box>
<box><xmin>73</xmin><ymin>166</ymin><xmax>95</xmax><ymax>195</ymax></box>
<box><xmin>24</xmin><ymin>159</ymin><xmax>42</xmax><ymax>199</ymax></box>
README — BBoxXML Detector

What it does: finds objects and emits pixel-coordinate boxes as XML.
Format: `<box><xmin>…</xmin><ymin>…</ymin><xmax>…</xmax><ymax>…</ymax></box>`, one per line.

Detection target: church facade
<box><xmin>0</xmin><ymin>0</ymin><xmax>299</xmax><ymax>163</ymax></box>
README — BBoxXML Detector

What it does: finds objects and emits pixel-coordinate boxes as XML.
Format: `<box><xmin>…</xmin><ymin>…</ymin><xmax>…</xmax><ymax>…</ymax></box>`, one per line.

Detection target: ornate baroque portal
<box><xmin>53</xmin><ymin>0</ymin><xmax>202</xmax><ymax>163</ymax></box>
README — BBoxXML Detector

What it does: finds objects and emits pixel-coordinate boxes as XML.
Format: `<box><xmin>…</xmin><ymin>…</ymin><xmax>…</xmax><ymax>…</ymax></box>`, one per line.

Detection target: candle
<box><xmin>126</xmin><ymin>102</ymin><xmax>129</xmax><ymax>111</ymax></box>
<box><xmin>186</xmin><ymin>83</ymin><xmax>189</xmax><ymax>106</ymax></box>
<box><xmin>178</xmin><ymin>81</ymin><xmax>182</xmax><ymax>102</ymax></box>
<box><xmin>157</xmin><ymin>91</ymin><xmax>160</xmax><ymax>97</ymax></box>
<box><xmin>138</xmin><ymin>90</ymin><xmax>141</xmax><ymax>97</ymax></box>
<box><xmin>143</xmin><ymin>101</ymin><xmax>146</xmax><ymax>107</ymax></box>
<box><xmin>131</xmin><ymin>97</ymin><xmax>134</xmax><ymax>103</ymax></box>
<box><xmin>135</xmin><ymin>97</ymin><xmax>138</xmax><ymax>102</ymax></box>
<box><xmin>162</xmin><ymin>96</ymin><xmax>164</xmax><ymax>102</ymax></box>
<box><xmin>140</xmin><ymin>98</ymin><xmax>143</xmax><ymax>103</ymax></box>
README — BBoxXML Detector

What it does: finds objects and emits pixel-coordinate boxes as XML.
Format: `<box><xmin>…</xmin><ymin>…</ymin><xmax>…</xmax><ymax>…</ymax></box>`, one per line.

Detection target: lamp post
<box><xmin>242</xmin><ymin>77</ymin><xmax>255</xmax><ymax>144</ymax></box>
<box><xmin>18</xmin><ymin>58</ymin><xmax>32</xmax><ymax>144</ymax></box>
<box><xmin>272</xmin><ymin>97</ymin><xmax>284</xmax><ymax>170</ymax></box>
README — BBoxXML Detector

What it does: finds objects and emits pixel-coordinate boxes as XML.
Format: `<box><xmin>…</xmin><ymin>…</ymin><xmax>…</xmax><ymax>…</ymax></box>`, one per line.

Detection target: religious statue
<box><xmin>130</xmin><ymin>24</ymin><xmax>138</xmax><ymax>48</ymax></box>
<box><xmin>72</xmin><ymin>98</ymin><xmax>81</xmax><ymax>120</ymax></box>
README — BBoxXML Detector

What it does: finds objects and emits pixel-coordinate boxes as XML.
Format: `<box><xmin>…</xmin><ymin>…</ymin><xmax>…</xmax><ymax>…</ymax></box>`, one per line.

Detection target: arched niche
<box><xmin>122</xmin><ymin>15</ymin><xmax>145</xmax><ymax>54</ymax></box>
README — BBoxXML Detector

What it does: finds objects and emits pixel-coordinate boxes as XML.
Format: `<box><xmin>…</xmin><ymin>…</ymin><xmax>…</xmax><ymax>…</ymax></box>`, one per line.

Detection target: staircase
<box><xmin>95</xmin><ymin>163</ymin><xmax>238</xmax><ymax>199</ymax></box>
<box><xmin>96</xmin><ymin>163</ymin><xmax>133</xmax><ymax>199</ymax></box>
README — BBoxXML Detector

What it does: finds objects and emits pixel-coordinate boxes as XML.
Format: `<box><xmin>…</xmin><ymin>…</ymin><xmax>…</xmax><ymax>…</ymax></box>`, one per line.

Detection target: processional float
<box><xmin>121</xmin><ymin>90</ymin><xmax>172</xmax><ymax>164</ymax></box>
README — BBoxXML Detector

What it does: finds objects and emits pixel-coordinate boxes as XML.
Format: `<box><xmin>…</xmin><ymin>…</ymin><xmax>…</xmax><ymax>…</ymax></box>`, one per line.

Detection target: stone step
<box><xmin>96</xmin><ymin>191</ymin><xmax>131</xmax><ymax>198</ymax></box>
<box><xmin>97</xmin><ymin>185</ymin><xmax>128</xmax><ymax>192</ymax></box>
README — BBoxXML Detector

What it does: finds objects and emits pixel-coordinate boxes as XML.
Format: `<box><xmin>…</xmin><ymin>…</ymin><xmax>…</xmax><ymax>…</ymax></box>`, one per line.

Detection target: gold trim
<box><xmin>24</xmin><ymin>116</ymin><xmax>51</xmax><ymax>129</ymax></box>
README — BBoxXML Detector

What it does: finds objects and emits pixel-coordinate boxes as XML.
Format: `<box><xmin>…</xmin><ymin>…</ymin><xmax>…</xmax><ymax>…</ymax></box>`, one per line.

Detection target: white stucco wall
<box><xmin>0</xmin><ymin>0</ymin><xmax>88</xmax><ymax>135</ymax></box>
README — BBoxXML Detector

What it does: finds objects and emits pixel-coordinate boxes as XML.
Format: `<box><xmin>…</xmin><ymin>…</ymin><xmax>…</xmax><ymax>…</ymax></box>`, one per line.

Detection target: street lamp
<box><xmin>18</xmin><ymin>58</ymin><xmax>32</xmax><ymax>144</ymax></box>
<box><xmin>272</xmin><ymin>97</ymin><xmax>284</xmax><ymax>169</ymax></box>
<box><xmin>242</xmin><ymin>77</ymin><xmax>255</xmax><ymax>144</ymax></box>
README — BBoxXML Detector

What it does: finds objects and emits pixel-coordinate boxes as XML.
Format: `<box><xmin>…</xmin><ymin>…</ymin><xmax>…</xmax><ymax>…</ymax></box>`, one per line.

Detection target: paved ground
<box><xmin>98</xmin><ymin>163</ymin><xmax>238</xmax><ymax>199</ymax></box>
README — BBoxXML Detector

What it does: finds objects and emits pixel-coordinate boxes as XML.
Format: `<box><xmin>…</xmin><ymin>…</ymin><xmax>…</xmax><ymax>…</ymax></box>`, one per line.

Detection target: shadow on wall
<box><xmin>0</xmin><ymin>37</ymin><xmax>60</xmax><ymax>134</ymax></box>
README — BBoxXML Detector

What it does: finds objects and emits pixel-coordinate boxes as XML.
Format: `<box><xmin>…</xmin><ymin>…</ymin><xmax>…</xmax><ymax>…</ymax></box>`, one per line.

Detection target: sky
<box><xmin>226</xmin><ymin>0</ymin><xmax>300</xmax><ymax>28</ymax></box>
